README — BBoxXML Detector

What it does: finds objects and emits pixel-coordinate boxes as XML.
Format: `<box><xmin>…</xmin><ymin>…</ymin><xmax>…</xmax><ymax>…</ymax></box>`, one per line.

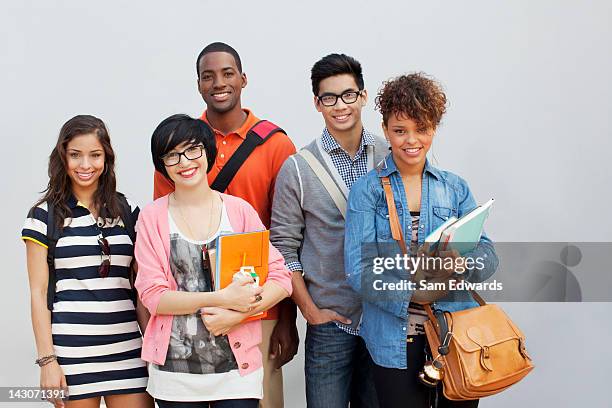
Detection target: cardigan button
<box><xmin>234</xmin><ymin>342</ymin><xmax>241</xmax><ymax>349</ymax></box>
<box><xmin>241</xmin><ymin>363</ymin><xmax>249</xmax><ymax>369</ymax></box>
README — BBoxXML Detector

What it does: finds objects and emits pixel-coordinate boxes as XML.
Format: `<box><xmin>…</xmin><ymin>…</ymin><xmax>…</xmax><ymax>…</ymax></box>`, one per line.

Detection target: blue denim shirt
<box><xmin>344</xmin><ymin>154</ymin><xmax>498</xmax><ymax>369</ymax></box>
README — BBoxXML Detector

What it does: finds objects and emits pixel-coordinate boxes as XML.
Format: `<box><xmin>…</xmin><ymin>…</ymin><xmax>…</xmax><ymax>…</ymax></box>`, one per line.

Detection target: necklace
<box><xmin>171</xmin><ymin>192</ymin><xmax>217</xmax><ymax>242</ymax></box>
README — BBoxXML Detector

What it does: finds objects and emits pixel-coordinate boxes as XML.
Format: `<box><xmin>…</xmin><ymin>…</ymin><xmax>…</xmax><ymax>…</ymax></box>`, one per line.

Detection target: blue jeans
<box><xmin>305</xmin><ymin>321</ymin><xmax>378</xmax><ymax>408</ymax></box>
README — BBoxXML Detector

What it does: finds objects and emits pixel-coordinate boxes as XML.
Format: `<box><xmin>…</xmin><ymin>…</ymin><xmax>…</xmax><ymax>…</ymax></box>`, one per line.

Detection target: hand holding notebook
<box><xmin>213</xmin><ymin>230</ymin><xmax>270</xmax><ymax>321</ymax></box>
<box><xmin>217</xmin><ymin>273</ymin><xmax>263</xmax><ymax>313</ymax></box>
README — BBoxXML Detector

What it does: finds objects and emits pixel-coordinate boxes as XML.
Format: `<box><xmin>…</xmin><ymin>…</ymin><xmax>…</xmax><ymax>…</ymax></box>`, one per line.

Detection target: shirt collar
<box><xmin>362</xmin><ymin>129</ymin><xmax>376</xmax><ymax>147</ymax></box>
<box><xmin>376</xmin><ymin>154</ymin><xmax>442</xmax><ymax>181</ymax></box>
<box><xmin>67</xmin><ymin>195</ymin><xmax>79</xmax><ymax>209</ymax></box>
<box><xmin>67</xmin><ymin>195</ymin><xmax>95</xmax><ymax>211</ymax></box>
<box><xmin>424</xmin><ymin>160</ymin><xmax>443</xmax><ymax>180</ymax></box>
<box><xmin>200</xmin><ymin>108</ymin><xmax>256</xmax><ymax>140</ymax></box>
<box><xmin>320</xmin><ymin>127</ymin><xmax>376</xmax><ymax>154</ymax></box>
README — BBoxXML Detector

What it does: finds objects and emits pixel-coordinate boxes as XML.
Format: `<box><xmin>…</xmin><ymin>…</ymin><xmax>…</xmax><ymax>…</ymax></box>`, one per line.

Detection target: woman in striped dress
<box><xmin>22</xmin><ymin>115</ymin><xmax>153</xmax><ymax>407</ymax></box>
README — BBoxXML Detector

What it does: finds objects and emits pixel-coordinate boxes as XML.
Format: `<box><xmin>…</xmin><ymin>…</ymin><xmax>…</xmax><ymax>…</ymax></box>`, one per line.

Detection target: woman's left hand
<box><xmin>201</xmin><ymin>307</ymin><xmax>245</xmax><ymax>336</ymax></box>
<box><xmin>436</xmin><ymin>248</ymin><xmax>465</xmax><ymax>276</ymax></box>
<box><xmin>411</xmin><ymin>245</ymin><xmax>464</xmax><ymax>303</ymax></box>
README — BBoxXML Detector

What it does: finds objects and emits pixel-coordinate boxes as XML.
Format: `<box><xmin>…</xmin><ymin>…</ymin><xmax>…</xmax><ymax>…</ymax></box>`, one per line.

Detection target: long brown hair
<box><xmin>34</xmin><ymin>115</ymin><xmax>121</xmax><ymax>229</ymax></box>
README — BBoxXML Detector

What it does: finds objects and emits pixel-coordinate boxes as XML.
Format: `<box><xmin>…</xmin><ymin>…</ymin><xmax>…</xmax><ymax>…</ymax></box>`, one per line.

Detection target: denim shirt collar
<box><xmin>376</xmin><ymin>153</ymin><xmax>442</xmax><ymax>181</ymax></box>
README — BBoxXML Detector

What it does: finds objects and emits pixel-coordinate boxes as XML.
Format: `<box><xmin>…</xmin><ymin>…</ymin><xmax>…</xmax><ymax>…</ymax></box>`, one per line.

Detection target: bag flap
<box><xmin>449</xmin><ymin>305</ymin><xmax>524</xmax><ymax>352</ymax></box>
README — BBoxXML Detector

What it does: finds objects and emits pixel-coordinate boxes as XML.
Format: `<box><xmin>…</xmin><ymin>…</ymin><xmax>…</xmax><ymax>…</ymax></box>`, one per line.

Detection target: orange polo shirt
<box><xmin>153</xmin><ymin>109</ymin><xmax>296</xmax><ymax>320</ymax></box>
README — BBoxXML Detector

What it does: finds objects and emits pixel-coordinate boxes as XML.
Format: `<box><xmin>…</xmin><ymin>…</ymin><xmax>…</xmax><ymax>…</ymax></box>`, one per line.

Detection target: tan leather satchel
<box><xmin>381</xmin><ymin>176</ymin><xmax>534</xmax><ymax>400</ymax></box>
<box><xmin>422</xmin><ymin>300</ymin><xmax>534</xmax><ymax>400</ymax></box>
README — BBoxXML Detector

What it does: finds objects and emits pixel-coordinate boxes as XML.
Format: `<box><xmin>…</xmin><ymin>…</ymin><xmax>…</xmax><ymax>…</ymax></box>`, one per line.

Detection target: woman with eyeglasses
<box><xmin>21</xmin><ymin>115</ymin><xmax>153</xmax><ymax>407</ymax></box>
<box><xmin>134</xmin><ymin>114</ymin><xmax>292</xmax><ymax>408</ymax></box>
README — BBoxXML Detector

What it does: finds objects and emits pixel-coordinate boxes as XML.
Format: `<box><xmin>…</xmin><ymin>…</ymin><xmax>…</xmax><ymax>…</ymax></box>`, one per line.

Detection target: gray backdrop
<box><xmin>2</xmin><ymin>1</ymin><xmax>611</xmax><ymax>406</ymax></box>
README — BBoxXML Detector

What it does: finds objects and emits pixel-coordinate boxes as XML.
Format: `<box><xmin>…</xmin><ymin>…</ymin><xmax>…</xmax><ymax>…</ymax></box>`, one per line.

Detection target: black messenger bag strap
<box><xmin>116</xmin><ymin>193</ymin><xmax>138</xmax><ymax>305</ymax></box>
<box><xmin>46</xmin><ymin>203</ymin><xmax>59</xmax><ymax>311</ymax></box>
<box><xmin>210</xmin><ymin>120</ymin><xmax>285</xmax><ymax>193</ymax></box>
<box><xmin>116</xmin><ymin>193</ymin><xmax>136</xmax><ymax>244</ymax></box>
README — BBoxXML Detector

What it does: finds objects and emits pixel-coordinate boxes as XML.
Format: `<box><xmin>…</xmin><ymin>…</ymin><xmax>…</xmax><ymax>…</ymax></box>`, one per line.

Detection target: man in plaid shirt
<box><xmin>271</xmin><ymin>54</ymin><xmax>388</xmax><ymax>408</ymax></box>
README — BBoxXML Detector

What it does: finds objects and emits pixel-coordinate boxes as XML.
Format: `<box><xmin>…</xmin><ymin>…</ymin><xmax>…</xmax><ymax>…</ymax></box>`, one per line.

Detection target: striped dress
<box><xmin>21</xmin><ymin>196</ymin><xmax>148</xmax><ymax>400</ymax></box>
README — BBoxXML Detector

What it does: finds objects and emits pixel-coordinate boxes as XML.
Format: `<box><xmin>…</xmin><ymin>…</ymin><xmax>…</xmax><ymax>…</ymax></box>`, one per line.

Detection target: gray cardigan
<box><xmin>270</xmin><ymin>134</ymin><xmax>389</xmax><ymax>330</ymax></box>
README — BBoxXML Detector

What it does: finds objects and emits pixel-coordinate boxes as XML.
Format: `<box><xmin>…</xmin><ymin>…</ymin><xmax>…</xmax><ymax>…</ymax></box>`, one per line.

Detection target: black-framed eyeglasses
<box><xmin>161</xmin><ymin>145</ymin><xmax>205</xmax><ymax>167</ymax></box>
<box><xmin>98</xmin><ymin>236</ymin><xmax>111</xmax><ymax>278</ymax></box>
<box><xmin>317</xmin><ymin>90</ymin><xmax>363</xmax><ymax>107</ymax></box>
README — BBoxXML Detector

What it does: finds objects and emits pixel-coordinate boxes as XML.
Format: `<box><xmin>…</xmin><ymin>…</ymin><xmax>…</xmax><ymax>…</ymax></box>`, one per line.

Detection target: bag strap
<box><xmin>470</xmin><ymin>291</ymin><xmax>486</xmax><ymax>306</ymax></box>
<box><xmin>314</xmin><ymin>137</ymin><xmax>349</xmax><ymax>199</ymax></box>
<box><xmin>46</xmin><ymin>203</ymin><xmax>59</xmax><ymax>311</ymax></box>
<box><xmin>210</xmin><ymin>120</ymin><xmax>285</xmax><ymax>193</ymax></box>
<box><xmin>381</xmin><ymin>176</ymin><xmax>407</xmax><ymax>253</ymax></box>
<box><xmin>116</xmin><ymin>193</ymin><xmax>138</xmax><ymax>305</ymax></box>
<box><xmin>298</xmin><ymin>149</ymin><xmax>347</xmax><ymax>218</ymax></box>
<box><xmin>117</xmin><ymin>193</ymin><xmax>136</xmax><ymax>244</ymax></box>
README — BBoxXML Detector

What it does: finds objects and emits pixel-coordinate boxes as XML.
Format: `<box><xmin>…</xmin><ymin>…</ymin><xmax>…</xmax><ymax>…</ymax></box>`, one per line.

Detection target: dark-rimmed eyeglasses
<box><xmin>161</xmin><ymin>145</ymin><xmax>205</xmax><ymax>167</ymax></box>
<box><xmin>317</xmin><ymin>90</ymin><xmax>363</xmax><ymax>107</ymax></box>
<box><xmin>98</xmin><ymin>236</ymin><xmax>111</xmax><ymax>278</ymax></box>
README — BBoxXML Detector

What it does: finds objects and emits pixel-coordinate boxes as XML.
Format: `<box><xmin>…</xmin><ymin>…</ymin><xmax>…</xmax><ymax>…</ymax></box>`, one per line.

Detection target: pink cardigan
<box><xmin>134</xmin><ymin>193</ymin><xmax>292</xmax><ymax>376</ymax></box>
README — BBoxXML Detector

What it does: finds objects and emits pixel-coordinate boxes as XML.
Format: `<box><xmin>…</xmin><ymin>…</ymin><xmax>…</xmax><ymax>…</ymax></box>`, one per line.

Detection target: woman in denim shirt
<box><xmin>344</xmin><ymin>73</ymin><xmax>498</xmax><ymax>408</ymax></box>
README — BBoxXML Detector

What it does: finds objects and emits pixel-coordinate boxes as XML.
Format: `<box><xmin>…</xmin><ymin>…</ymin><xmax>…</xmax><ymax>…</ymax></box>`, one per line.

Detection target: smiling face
<box><xmin>65</xmin><ymin>133</ymin><xmax>106</xmax><ymax>191</ymax></box>
<box><xmin>197</xmin><ymin>51</ymin><xmax>247</xmax><ymax>114</ymax></box>
<box><xmin>315</xmin><ymin>73</ymin><xmax>367</xmax><ymax>135</ymax></box>
<box><xmin>163</xmin><ymin>141</ymin><xmax>209</xmax><ymax>190</ymax></box>
<box><xmin>383</xmin><ymin>113</ymin><xmax>435</xmax><ymax>171</ymax></box>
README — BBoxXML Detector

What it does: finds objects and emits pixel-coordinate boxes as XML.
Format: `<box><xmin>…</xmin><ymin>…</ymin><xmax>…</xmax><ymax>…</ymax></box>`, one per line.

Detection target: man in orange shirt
<box><xmin>153</xmin><ymin>42</ymin><xmax>298</xmax><ymax>408</ymax></box>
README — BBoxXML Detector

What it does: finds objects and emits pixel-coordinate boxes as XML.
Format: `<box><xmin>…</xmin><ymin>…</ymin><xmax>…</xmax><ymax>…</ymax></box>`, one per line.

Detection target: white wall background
<box><xmin>1</xmin><ymin>1</ymin><xmax>611</xmax><ymax>406</ymax></box>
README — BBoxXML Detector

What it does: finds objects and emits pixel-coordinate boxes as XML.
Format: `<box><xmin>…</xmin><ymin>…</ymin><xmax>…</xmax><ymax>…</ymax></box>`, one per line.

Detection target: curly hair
<box><xmin>375</xmin><ymin>73</ymin><xmax>447</xmax><ymax>130</ymax></box>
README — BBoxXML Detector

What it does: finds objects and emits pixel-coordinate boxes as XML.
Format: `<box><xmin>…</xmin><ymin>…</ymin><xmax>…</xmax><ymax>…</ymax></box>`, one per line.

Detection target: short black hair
<box><xmin>196</xmin><ymin>42</ymin><xmax>243</xmax><ymax>78</ymax></box>
<box><xmin>310</xmin><ymin>53</ymin><xmax>364</xmax><ymax>96</ymax></box>
<box><xmin>151</xmin><ymin>114</ymin><xmax>217</xmax><ymax>179</ymax></box>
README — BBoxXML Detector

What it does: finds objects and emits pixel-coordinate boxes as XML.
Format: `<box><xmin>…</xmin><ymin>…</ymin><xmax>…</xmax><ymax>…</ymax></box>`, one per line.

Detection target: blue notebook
<box><xmin>429</xmin><ymin>198</ymin><xmax>494</xmax><ymax>255</ymax></box>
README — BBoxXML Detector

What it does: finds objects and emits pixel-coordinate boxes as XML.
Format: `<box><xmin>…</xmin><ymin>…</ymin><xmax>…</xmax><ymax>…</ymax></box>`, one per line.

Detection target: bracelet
<box><xmin>35</xmin><ymin>355</ymin><xmax>57</xmax><ymax>367</ymax></box>
<box><xmin>35</xmin><ymin>354</ymin><xmax>57</xmax><ymax>367</ymax></box>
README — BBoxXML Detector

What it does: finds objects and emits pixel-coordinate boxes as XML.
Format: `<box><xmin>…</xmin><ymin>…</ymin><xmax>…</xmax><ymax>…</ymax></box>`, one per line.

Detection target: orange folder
<box><xmin>213</xmin><ymin>230</ymin><xmax>269</xmax><ymax>321</ymax></box>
